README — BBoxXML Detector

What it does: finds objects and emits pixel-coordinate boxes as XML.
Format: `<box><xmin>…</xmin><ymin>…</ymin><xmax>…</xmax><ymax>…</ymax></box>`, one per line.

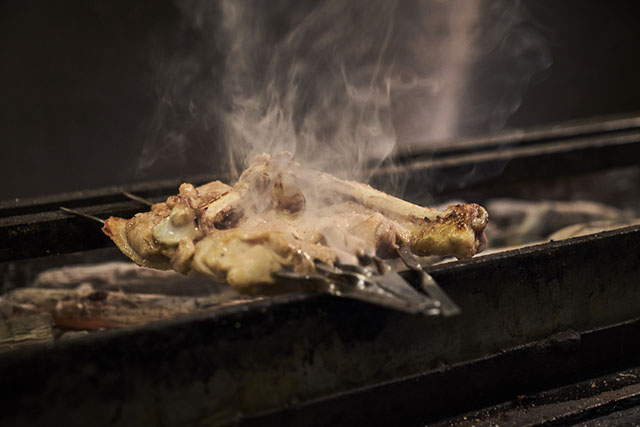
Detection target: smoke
<box><xmin>391</xmin><ymin>0</ymin><xmax>552</xmax><ymax>146</ymax></box>
<box><xmin>139</xmin><ymin>0</ymin><xmax>551</xmax><ymax>190</ymax></box>
<box><xmin>216</xmin><ymin>0</ymin><xmax>399</xmax><ymax>181</ymax></box>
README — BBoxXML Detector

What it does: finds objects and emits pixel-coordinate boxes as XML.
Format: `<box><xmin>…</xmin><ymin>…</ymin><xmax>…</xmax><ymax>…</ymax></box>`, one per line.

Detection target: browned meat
<box><xmin>103</xmin><ymin>153</ymin><xmax>488</xmax><ymax>293</ymax></box>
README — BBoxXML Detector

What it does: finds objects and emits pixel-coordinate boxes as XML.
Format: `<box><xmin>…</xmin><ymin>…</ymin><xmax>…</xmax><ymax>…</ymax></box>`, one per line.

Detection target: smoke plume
<box><xmin>140</xmin><ymin>0</ymin><xmax>551</xmax><ymax>192</ymax></box>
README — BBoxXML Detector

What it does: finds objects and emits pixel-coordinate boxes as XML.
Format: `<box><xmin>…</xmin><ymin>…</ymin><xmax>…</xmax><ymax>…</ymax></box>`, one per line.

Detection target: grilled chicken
<box><xmin>103</xmin><ymin>153</ymin><xmax>488</xmax><ymax>293</ymax></box>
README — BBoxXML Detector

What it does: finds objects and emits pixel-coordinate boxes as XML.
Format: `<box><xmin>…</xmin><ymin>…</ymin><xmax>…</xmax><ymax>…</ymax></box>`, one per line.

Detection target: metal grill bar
<box><xmin>372</xmin><ymin>120</ymin><xmax>640</xmax><ymax>200</ymax></box>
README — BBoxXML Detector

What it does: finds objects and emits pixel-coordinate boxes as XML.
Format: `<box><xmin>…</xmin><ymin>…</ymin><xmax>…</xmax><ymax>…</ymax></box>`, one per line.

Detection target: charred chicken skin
<box><xmin>103</xmin><ymin>153</ymin><xmax>488</xmax><ymax>293</ymax></box>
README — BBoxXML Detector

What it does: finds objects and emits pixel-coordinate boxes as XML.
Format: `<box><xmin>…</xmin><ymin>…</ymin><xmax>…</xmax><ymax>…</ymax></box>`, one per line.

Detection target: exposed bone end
<box><xmin>211</xmin><ymin>206</ymin><xmax>245</xmax><ymax>230</ymax></box>
<box><xmin>470</xmin><ymin>203</ymin><xmax>490</xmax><ymax>232</ymax></box>
<box><xmin>200</xmin><ymin>190</ymin><xmax>243</xmax><ymax>231</ymax></box>
<box><xmin>472</xmin><ymin>204</ymin><xmax>489</xmax><ymax>253</ymax></box>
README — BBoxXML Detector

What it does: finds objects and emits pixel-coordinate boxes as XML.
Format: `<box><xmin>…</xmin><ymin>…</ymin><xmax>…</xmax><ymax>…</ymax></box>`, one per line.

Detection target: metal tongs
<box><xmin>273</xmin><ymin>246</ymin><xmax>460</xmax><ymax>317</ymax></box>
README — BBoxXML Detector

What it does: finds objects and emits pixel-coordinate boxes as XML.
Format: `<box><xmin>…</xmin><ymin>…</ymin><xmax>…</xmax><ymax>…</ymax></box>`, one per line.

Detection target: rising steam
<box><xmin>140</xmin><ymin>0</ymin><xmax>551</xmax><ymax>192</ymax></box>
<box><xmin>217</xmin><ymin>0</ymin><xmax>399</xmax><ymax>181</ymax></box>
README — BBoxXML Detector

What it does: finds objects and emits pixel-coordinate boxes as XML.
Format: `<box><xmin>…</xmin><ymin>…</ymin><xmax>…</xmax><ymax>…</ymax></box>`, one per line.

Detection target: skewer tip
<box><xmin>122</xmin><ymin>191</ymin><xmax>154</xmax><ymax>207</ymax></box>
<box><xmin>59</xmin><ymin>207</ymin><xmax>105</xmax><ymax>224</ymax></box>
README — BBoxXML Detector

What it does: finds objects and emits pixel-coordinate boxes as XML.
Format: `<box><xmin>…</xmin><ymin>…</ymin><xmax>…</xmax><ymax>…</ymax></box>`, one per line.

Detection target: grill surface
<box><xmin>1</xmin><ymin>224</ymin><xmax>639</xmax><ymax>426</ymax></box>
<box><xmin>1</xmin><ymin>117</ymin><xmax>640</xmax><ymax>426</ymax></box>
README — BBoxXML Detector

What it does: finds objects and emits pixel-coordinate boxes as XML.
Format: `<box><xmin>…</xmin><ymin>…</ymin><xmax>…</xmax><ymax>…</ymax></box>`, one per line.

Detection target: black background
<box><xmin>2</xmin><ymin>0</ymin><xmax>640</xmax><ymax>200</ymax></box>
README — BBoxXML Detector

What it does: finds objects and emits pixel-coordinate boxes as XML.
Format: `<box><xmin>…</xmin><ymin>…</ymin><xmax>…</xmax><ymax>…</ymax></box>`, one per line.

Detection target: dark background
<box><xmin>2</xmin><ymin>0</ymin><xmax>640</xmax><ymax>200</ymax></box>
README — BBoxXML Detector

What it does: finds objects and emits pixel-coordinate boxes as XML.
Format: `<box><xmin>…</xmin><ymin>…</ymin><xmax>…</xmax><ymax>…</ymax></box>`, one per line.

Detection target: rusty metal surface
<box><xmin>0</xmin><ymin>225</ymin><xmax>639</xmax><ymax>426</ymax></box>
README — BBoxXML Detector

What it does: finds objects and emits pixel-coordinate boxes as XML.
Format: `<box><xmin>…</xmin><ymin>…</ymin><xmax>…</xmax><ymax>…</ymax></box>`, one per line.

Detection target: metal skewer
<box><xmin>59</xmin><ymin>207</ymin><xmax>105</xmax><ymax>224</ymax></box>
<box><xmin>60</xmin><ymin>191</ymin><xmax>154</xmax><ymax>225</ymax></box>
<box><xmin>122</xmin><ymin>191</ymin><xmax>154</xmax><ymax>206</ymax></box>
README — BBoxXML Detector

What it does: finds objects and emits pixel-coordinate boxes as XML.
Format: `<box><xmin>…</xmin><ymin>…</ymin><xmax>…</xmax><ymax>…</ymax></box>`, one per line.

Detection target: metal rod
<box><xmin>59</xmin><ymin>207</ymin><xmax>105</xmax><ymax>224</ymax></box>
<box><xmin>122</xmin><ymin>191</ymin><xmax>154</xmax><ymax>207</ymax></box>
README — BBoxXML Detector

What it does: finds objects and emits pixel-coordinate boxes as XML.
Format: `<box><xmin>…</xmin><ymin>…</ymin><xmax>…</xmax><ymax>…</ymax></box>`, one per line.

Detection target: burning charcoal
<box><xmin>32</xmin><ymin>261</ymin><xmax>228</xmax><ymax>296</ymax></box>
<box><xmin>0</xmin><ymin>285</ymin><xmax>257</xmax><ymax>332</ymax></box>
<box><xmin>0</xmin><ymin>313</ymin><xmax>54</xmax><ymax>352</ymax></box>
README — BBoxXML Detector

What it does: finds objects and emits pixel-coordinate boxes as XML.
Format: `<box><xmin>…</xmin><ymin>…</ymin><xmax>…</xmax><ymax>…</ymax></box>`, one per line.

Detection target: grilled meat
<box><xmin>103</xmin><ymin>153</ymin><xmax>488</xmax><ymax>293</ymax></box>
